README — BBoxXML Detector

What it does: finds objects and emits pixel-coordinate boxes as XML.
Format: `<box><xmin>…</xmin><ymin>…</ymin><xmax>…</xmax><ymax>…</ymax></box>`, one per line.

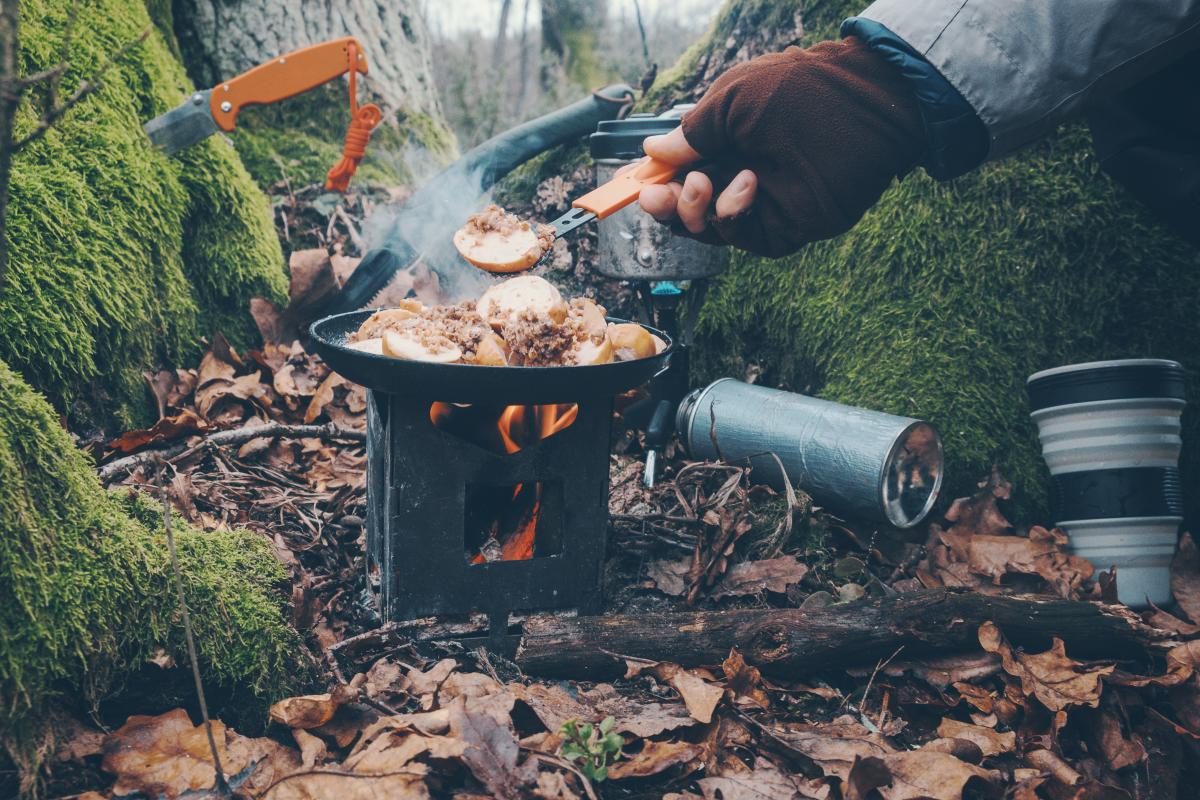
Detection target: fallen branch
<box><xmin>98</xmin><ymin>421</ymin><xmax>365</xmax><ymax>482</ymax></box>
<box><xmin>515</xmin><ymin>588</ymin><xmax>1175</xmax><ymax>679</ymax></box>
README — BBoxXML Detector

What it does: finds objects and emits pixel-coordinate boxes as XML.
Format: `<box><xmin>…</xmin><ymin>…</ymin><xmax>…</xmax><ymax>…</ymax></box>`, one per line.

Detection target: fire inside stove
<box><xmin>430</xmin><ymin>402</ymin><xmax>578</xmax><ymax>564</ymax></box>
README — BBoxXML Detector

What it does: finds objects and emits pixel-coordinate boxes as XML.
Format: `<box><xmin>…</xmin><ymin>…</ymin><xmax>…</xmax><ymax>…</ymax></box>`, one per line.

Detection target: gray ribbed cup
<box><xmin>1027</xmin><ymin>358</ymin><xmax>1186</xmax><ymax>607</ymax></box>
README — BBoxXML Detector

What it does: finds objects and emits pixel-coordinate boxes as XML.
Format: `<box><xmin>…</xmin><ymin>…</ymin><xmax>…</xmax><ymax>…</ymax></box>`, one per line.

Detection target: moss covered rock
<box><xmin>0</xmin><ymin>358</ymin><xmax>311</xmax><ymax>793</ymax></box>
<box><xmin>0</xmin><ymin>0</ymin><xmax>286</xmax><ymax>432</ymax></box>
<box><xmin>646</xmin><ymin>0</ymin><xmax>1200</xmax><ymax>519</ymax></box>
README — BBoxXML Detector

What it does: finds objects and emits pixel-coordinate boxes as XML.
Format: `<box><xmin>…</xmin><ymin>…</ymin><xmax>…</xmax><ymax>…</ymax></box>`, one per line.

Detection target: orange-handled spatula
<box><xmin>457</xmin><ymin>157</ymin><xmax>679</xmax><ymax>274</ymax></box>
<box><xmin>548</xmin><ymin>156</ymin><xmax>678</xmax><ymax>237</ymax></box>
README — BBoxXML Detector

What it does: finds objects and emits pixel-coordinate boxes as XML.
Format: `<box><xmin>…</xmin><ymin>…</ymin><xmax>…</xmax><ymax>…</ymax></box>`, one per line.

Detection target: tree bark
<box><xmin>171</xmin><ymin>0</ymin><xmax>444</xmax><ymax>119</ymax></box>
<box><xmin>515</xmin><ymin>589</ymin><xmax>1173</xmax><ymax>679</ymax></box>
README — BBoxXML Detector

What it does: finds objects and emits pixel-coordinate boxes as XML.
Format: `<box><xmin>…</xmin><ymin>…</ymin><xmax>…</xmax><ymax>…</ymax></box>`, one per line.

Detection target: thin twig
<box><xmin>98</xmin><ymin>421</ymin><xmax>365</xmax><ymax>482</ymax></box>
<box><xmin>157</xmin><ymin>459</ymin><xmax>231</xmax><ymax>797</ymax></box>
<box><xmin>631</xmin><ymin>0</ymin><xmax>650</xmax><ymax>67</ymax></box>
<box><xmin>11</xmin><ymin>27</ymin><xmax>149</xmax><ymax>152</ymax></box>
<box><xmin>840</xmin><ymin>645</ymin><xmax>904</xmax><ymax>717</ymax></box>
<box><xmin>48</xmin><ymin>0</ymin><xmax>81</xmax><ymax>112</ymax></box>
<box><xmin>335</xmin><ymin>204</ymin><xmax>364</xmax><ymax>251</ymax></box>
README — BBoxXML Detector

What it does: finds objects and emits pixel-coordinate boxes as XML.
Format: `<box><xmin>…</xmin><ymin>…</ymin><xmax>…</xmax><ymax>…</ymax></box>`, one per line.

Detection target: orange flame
<box><xmin>429</xmin><ymin>402</ymin><xmax>578</xmax><ymax>563</ymax></box>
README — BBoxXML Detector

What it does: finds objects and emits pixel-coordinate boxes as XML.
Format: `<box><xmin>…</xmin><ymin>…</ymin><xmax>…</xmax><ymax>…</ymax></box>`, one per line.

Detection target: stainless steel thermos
<box><xmin>676</xmin><ymin>379</ymin><xmax>944</xmax><ymax>527</ymax></box>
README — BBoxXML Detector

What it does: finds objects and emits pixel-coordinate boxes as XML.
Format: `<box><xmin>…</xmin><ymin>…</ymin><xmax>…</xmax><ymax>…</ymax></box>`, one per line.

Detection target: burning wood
<box><xmin>431</xmin><ymin>401</ymin><xmax>579</xmax><ymax>563</ymax></box>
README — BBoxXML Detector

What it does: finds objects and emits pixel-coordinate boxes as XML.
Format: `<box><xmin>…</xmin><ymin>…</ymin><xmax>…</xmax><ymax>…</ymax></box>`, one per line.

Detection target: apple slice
<box><xmin>476</xmin><ymin>275</ymin><xmax>566</xmax><ymax>329</ymax></box>
<box><xmin>570</xmin><ymin>336</ymin><xmax>614</xmax><ymax>366</ymax></box>
<box><xmin>472</xmin><ymin>334</ymin><xmax>509</xmax><ymax>366</ymax></box>
<box><xmin>381</xmin><ymin>330</ymin><xmax>462</xmax><ymax>363</ymax></box>
<box><xmin>607</xmin><ymin>323</ymin><xmax>656</xmax><ymax>361</ymax></box>
<box><xmin>347</xmin><ymin>337</ymin><xmax>384</xmax><ymax>355</ymax></box>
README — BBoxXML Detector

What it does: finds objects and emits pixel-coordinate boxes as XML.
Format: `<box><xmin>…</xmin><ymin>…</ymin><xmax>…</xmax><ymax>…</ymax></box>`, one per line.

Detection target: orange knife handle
<box><xmin>209</xmin><ymin>36</ymin><xmax>369</xmax><ymax>132</ymax></box>
<box><xmin>571</xmin><ymin>156</ymin><xmax>678</xmax><ymax>219</ymax></box>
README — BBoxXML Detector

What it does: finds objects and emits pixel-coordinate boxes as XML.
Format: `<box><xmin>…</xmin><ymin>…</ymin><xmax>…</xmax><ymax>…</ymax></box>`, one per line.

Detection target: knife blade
<box><xmin>144</xmin><ymin>90</ymin><xmax>219</xmax><ymax>155</ymax></box>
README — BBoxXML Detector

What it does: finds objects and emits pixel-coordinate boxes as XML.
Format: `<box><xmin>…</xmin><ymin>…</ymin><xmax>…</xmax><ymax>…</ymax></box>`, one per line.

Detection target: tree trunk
<box><xmin>515</xmin><ymin>590</ymin><xmax>1171</xmax><ymax>680</ymax></box>
<box><xmin>539</xmin><ymin>0</ymin><xmax>606</xmax><ymax>94</ymax></box>
<box><xmin>493</xmin><ymin>0</ymin><xmax>513</xmax><ymax>74</ymax></box>
<box><xmin>172</xmin><ymin>0</ymin><xmax>444</xmax><ymax>121</ymax></box>
<box><xmin>0</xmin><ymin>0</ymin><xmax>17</xmax><ymax>289</ymax></box>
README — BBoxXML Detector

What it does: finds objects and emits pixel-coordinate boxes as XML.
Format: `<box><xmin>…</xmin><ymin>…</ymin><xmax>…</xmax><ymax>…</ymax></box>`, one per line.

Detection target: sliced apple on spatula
<box><xmin>454</xmin><ymin>205</ymin><xmax>554</xmax><ymax>274</ymax></box>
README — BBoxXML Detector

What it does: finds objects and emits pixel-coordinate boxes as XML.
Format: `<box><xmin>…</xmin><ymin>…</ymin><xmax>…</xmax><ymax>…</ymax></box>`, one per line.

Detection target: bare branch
<box><xmin>11</xmin><ymin>26</ymin><xmax>149</xmax><ymax>152</ymax></box>
<box><xmin>156</xmin><ymin>459</ymin><xmax>232</xmax><ymax>797</ymax></box>
<box><xmin>98</xmin><ymin>421</ymin><xmax>366</xmax><ymax>482</ymax></box>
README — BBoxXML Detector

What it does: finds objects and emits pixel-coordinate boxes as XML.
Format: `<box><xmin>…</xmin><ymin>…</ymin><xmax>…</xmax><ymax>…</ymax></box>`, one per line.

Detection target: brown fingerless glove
<box><xmin>680</xmin><ymin>36</ymin><xmax>925</xmax><ymax>257</ymax></box>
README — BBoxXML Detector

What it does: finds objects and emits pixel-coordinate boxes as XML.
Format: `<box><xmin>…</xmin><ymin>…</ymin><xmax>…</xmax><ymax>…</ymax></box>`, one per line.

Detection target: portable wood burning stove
<box><xmin>311</xmin><ymin>310</ymin><xmax>672</xmax><ymax>639</ymax></box>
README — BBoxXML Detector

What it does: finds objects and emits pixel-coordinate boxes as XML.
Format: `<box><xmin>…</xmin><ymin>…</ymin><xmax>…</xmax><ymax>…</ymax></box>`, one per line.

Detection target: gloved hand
<box><xmin>638</xmin><ymin>36</ymin><xmax>925</xmax><ymax>258</ymax></box>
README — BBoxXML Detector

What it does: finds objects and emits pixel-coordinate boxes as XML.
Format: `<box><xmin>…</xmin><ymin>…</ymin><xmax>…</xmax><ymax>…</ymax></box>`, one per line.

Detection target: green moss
<box><xmin>0</xmin><ymin>0</ymin><xmax>285</xmax><ymax>432</ymax></box>
<box><xmin>0</xmin><ymin>359</ymin><xmax>312</xmax><ymax>794</ymax></box>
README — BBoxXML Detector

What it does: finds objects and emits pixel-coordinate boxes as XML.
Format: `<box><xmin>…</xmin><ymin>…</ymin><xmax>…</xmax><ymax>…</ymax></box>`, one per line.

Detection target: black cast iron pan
<box><xmin>310</xmin><ymin>310</ymin><xmax>673</xmax><ymax>405</ymax></box>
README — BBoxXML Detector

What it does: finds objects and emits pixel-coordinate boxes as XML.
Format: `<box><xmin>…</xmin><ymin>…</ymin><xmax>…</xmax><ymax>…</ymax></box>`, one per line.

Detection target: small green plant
<box><xmin>559</xmin><ymin>716</ymin><xmax>624</xmax><ymax>782</ymax></box>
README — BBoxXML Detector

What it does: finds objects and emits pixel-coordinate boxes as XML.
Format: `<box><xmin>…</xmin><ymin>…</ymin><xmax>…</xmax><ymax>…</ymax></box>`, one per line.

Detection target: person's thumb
<box><xmin>642</xmin><ymin>126</ymin><xmax>702</xmax><ymax>166</ymax></box>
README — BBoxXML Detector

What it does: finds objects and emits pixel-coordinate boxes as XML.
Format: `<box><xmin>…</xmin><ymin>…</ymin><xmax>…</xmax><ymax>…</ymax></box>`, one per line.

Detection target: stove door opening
<box><xmin>465</xmin><ymin>480</ymin><xmax>563</xmax><ymax>564</ymax></box>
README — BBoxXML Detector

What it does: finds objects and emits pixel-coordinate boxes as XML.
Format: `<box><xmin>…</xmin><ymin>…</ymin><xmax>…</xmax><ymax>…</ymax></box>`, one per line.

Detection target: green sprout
<box><xmin>559</xmin><ymin>716</ymin><xmax>624</xmax><ymax>782</ymax></box>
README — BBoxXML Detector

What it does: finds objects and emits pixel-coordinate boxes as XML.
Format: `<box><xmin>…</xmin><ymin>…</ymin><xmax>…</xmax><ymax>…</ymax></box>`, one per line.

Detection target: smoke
<box><xmin>362</xmin><ymin>152</ymin><xmax>498</xmax><ymax>303</ymax></box>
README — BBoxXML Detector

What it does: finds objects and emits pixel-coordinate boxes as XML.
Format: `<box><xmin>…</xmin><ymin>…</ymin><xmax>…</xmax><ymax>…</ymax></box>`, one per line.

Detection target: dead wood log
<box><xmin>515</xmin><ymin>589</ymin><xmax>1174</xmax><ymax>680</ymax></box>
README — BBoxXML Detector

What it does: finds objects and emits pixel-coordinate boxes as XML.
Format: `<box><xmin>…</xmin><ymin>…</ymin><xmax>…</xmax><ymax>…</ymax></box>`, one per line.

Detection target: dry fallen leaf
<box><xmin>722</xmin><ymin>649</ymin><xmax>771</xmax><ymax>709</ymax></box>
<box><xmin>846</xmin><ymin>750</ymin><xmax>1001</xmax><ymax>800</ymax></box>
<box><xmin>697</xmin><ymin>756</ymin><xmax>815</xmax><ymax>800</ymax></box>
<box><xmin>607</xmin><ymin>739</ymin><xmax>703</xmax><ymax>780</ymax></box>
<box><xmin>1172</xmin><ymin>532</ymin><xmax>1200</xmax><ymax>625</ymax></box>
<box><xmin>935</xmin><ymin>718</ymin><xmax>1015</xmax><ymax>757</ymax></box>
<box><xmin>771</xmin><ymin>718</ymin><xmax>895</xmax><ymax>782</ymax></box>
<box><xmin>101</xmin><ymin>709</ymin><xmax>300</xmax><ymax>799</ymax></box>
<box><xmin>511</xmin><ymin>682</ymin><xmax>697</xmax><ymax>739</ymax></box>
<box><xmin>979</xmin><ymin>622</ymin><xmax>1113</xmax><ymax>712</ymax></box>
<box><xmin>710</xmin><ymin>555</ymin><xmax>810</xmax><ymax>599</ymax></box>
<box><xmin>107</xmin><ymin>409</ymin><xmax>208</xmax><ymax>454</ymax></box>
<box><xmin>624</xmin><ymin>660</ymin><xmax>724</xmax><ymax>724</ymax></box>
<box><xmin>1091</xmin><ymin>709</ymin><xmax>1147</xmax><ymax>771</ymax></box>
<box><xmin>264</xmin><ymin>768</ymin><xmax>430</xmax><ymax>800</ymax></box>
<box><xmin>447</xmin><ymin>695</ymin><xmax>537</xmax><ymax>800</ymax></box>
<box><xmin>270</xmin><ymin>693</ymin><xmax>341</xmax><ymax>729</ymax></box>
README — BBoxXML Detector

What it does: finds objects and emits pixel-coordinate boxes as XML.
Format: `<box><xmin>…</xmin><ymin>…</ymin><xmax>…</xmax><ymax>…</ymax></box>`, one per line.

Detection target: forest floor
<box><xmin>52</xmin><ymin>175</ymin><xmax>1200</xmax><ymax>799</ymax></box>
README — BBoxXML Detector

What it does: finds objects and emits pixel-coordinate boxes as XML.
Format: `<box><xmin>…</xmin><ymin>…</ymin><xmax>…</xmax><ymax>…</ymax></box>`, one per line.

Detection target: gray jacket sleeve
<box><xmin>856</xmin><ymin>0</ymin><xmax>1200</xmax><ymax>158</ymax></box>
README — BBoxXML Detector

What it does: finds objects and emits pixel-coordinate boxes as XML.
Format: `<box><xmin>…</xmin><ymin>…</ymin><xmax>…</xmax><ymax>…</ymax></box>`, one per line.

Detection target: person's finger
<box><xmin>676</xmin><ymin>171</ymin><xmax>713</xmax><ymax>234</ymax></box>
<box><xmin>639</xmin><ymin>182</ymin><xmax>683</xmax><ymax>223</ymax></box>
<box><xmin>642</xmin><ymin>127</ymin><xmax>703</xmax><ymax>166</ymax></box>
<box><xmin>714</xmin><ymin>169</ymin><xmax>758</xmax><ymax>218</ymax></box>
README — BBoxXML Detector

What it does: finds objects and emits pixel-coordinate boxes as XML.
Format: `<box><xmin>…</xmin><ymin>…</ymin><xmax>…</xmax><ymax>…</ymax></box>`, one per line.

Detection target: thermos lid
<box><xmin>1027</xmin><ymin>358</ymin><xmax>1186</xmax><ymax>412</ymax></box>
<box><xmin>590</xmin><ymin>106</ymin><xmax>694</xmax><ymax>160</ymax></box>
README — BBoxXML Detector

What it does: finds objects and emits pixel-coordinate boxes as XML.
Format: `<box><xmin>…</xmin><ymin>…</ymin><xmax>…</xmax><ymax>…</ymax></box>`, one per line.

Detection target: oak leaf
<box><xmin>979</xmin><ymin>622</ymin><xmax>1112</xmax><ymax>712</ymax></box>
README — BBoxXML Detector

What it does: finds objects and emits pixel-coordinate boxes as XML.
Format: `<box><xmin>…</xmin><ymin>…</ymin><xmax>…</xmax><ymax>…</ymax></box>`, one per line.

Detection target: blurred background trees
<box><xmin>424</xmin><ymin>0</ymin><xmax>721</xmax><ymax>146</ymax></box>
